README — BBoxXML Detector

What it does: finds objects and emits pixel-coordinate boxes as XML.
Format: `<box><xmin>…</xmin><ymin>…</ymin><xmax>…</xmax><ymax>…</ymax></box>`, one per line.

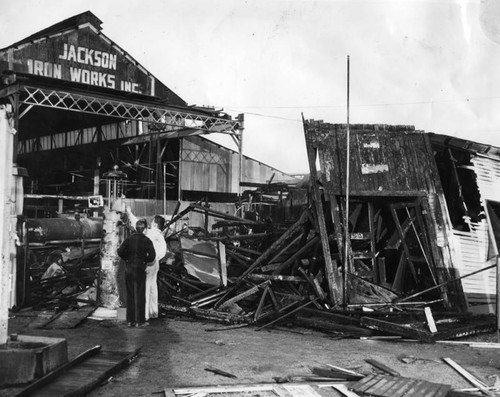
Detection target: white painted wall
<box><xmin>0</xmin><ymin>104</ymin><xmax>14</xmax><ymax>344</ymax></box>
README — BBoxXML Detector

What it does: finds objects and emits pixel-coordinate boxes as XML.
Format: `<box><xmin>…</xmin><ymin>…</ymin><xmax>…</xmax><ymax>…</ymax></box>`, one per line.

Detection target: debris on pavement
<box><xmin>156</xmin><ymin>190</ymin><xmax>496</xmax><ymax>343</ymax></box>
<box><xmin>204</xmin><ymin>366</ymin><xmax>237</xmax><ymax>379</ymax></box>
<box><xmin>12</xmin><ymin>345</ymin><xmax>140</xmax><ymax>397</ymax></box>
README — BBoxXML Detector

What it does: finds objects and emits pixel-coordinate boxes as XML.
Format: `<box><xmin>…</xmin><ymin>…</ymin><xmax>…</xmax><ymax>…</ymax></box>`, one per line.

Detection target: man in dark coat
<box><xmin>117</xmin><ymin>219</ymin><xmax>156</xmax><ymax>327</ymax></box>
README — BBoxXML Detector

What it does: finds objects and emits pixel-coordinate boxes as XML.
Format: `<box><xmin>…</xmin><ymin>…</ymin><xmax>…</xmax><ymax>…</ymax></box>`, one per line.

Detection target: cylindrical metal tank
<box><xmin>26</xmin><ymin>217</ymin><xmax>103</xmax><ymax>244</ymax></box>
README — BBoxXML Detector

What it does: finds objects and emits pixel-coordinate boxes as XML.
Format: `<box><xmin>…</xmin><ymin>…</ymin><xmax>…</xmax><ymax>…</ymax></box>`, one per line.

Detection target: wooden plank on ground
<box><xmin>172</xmin><ymin>382</ymin><xmax>344</xmax><ymax>396</ymax></box>
<box><xmin>281</xmin><ymin>384</ymin><xmax>324</xmax><ymax>397</ymax></box>
<box><xmin>365</xmin><ymin>359</ymin><xmax>400</xmax><ymax>377</ymax></box>
<box><xmin>293</xmin><ymin>315</ymin><xmax>374</xmax><ymax>337</ymax></box>
<box><xmin>349</xmin><ymin>374</ymin><xmax>450</xmax><ymax>397</ymax></box>
<box><xmin>27</xmin><ymin>310</ymin><xmax>61</xmax><ymax>329</ymax></box>
<box><xmin>22</xmin><ymin>349</ymin><xmax>139</xmax><ymax>397</ymax></box>
<box><xmin>331</xmin><ymin>384</ymin><xmax>360</xmax><ymax>397</ymax></box>
<box><xmin>44</xmin><ymin>305</ymin><xmax>95</xmax><ymax>329</ymax></box>
<box><xmin>442</xmin><ymin>357</ymin><xmax>494</xmax><ymax>396</ymax></box>
<box><xmin>13</xmin><ymin>345</ymin><xmax>102</xmax><ymax>397</ymax></box>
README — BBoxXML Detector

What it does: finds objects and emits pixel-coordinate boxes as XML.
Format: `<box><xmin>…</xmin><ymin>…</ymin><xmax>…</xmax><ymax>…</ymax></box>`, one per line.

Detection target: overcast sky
<box><xmin>1</xmin><ymin>0</ymin><xmax>499</xmax><ymax>174</ymax></box>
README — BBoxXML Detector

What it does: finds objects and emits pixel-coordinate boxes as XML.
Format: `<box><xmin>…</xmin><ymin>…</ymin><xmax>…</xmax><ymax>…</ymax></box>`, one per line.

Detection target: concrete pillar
<box><xmin>0</xmin><ymin>105</ymin><xmax>15</xmax><ymax>345</ymax></box>
<box><xmin>98</xmin><ymin>210</ymin><xmax>123</xmax><ymax>310</ymax></box>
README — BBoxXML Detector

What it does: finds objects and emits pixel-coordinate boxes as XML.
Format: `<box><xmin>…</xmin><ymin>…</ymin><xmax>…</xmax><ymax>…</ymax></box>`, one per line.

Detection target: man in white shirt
<box><xmin>126</xmin><ymin>207</ymin><xmax>167</xmax><ymax>321</ymax></box>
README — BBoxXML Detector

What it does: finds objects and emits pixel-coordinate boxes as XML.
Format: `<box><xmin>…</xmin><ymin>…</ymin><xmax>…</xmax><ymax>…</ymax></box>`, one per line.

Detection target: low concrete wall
<box><xmin>0</xmin><ymin>335</ymin><xmax>68</xmax><ymax>386</ymax></box>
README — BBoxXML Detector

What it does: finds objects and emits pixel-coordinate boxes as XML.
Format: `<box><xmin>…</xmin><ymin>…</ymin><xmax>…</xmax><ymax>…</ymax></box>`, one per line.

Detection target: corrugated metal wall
<box><xmin>180</xmin><ymin>137</ymin><xmax>232</xmax><ymax>193</ymax></box>
<box><xmin>452</xmin><ymin>221</ymin><xmax>496</xmax><ymax>312</ymax></box>
<box><xmin>180</xmin><ymin>136</ymin><xmax>295</xmax><ymax>194</ymax></box>
<box><xmin>449</xmin><ymin>155</ymin><xmax>500</xmax><ymax>312</ymax></box>
<box><xmin>471</xmin><ymin>156</ymin><xmax>500</xmax><ymax>200</ymax></box>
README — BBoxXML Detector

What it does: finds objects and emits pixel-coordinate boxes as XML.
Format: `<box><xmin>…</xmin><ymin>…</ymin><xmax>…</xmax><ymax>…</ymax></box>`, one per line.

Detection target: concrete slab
<box><xmin>0</xmin><ymin>334</ymin><xmax>67</xmax><ymax>386</ymax></box>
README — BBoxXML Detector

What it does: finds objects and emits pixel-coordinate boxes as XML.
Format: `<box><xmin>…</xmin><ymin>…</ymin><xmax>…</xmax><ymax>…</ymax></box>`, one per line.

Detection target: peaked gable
<box><xmin>0</xmin><ymin>11</ymin><xmax>186</xmax><ymax>105</ymax></box>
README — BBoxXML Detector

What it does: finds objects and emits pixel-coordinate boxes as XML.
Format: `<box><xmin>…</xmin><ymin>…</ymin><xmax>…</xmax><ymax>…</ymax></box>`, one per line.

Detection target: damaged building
<box><xmin>0</xmin><ymin>11</ymin><xmax>297</xmax><ymax>311</ymax></box>
<box><xmin>1</xmin><ymin>9</ymin><xmax>500</xmax><ymax>397</ymax></box>
<box><xmin>302</xmin><ymin>120</ymin><xmax>500</xmax><ymax>317</ymax></box>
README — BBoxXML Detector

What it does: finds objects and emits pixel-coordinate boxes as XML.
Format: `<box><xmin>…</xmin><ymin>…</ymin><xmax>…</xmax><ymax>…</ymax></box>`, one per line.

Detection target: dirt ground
<box><xmin>2</xmin><ymin>311</ymin><xmax>500</xmax><ymax>396</ymax></box>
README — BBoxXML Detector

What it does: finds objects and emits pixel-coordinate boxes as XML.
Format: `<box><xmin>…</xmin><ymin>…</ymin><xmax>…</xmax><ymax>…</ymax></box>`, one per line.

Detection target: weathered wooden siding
<box><xmin>307</xmin><ymin>123</ymin><xmax>438</xmax><ymax>196</ymax></box>
<box><xmin>181</xmin><ymin>136</ymin><xmax>295</xmax><ymax>194</ymax></box>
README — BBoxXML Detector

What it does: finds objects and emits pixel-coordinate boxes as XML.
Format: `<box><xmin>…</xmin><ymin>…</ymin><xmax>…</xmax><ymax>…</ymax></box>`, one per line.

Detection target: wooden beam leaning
<box><xmin>213</xmin><ymin>210</ymin><xmax>310</xmax><ymax>308</ymax></box>
<box><xmin>218</xmin><ymin>280</ymin><xmax>270</xmax><ymax>309</ymax></box>
<box><xmin>303</xmin><ymin>118</ymin><xmax>340</xmax><ymax>305</ymax></box>
<box><xmin>272</xmin><ymin>235</ymin><xmax>320</xmax><ymax>275</ymax></box>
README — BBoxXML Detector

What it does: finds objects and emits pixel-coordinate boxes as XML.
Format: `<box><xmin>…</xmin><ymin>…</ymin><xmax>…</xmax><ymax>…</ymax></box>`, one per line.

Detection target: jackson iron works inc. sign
<box><xmin>0</xmin><ymin>28</ymin><xmax>156</xmax><ymax>96</ymax></box>
<box><xmin>27</xmin><ymin>42</ymin><xmax>141</xmax><ymax>94</ymax></box>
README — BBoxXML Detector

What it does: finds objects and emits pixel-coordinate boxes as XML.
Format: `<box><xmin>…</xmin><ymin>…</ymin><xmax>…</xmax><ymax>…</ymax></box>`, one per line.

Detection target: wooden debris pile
<box><xmin>157</xmin><ymin>199</ymin><xmax>496</xmax><ymax>342</ymax></box>
<box><xmin>165</xmin><ymin>356</ymin><xmax>500</xmax><ymax>396</ymax></box>
<box><xmin>25</xmin><ymin>247</ymin><xmax>100</xmax><ymax>310</ymax></box>
<box><xmin>158</xmin><ymin>203</ymin><xmax>337</xmax><ymax>326</ymax></box>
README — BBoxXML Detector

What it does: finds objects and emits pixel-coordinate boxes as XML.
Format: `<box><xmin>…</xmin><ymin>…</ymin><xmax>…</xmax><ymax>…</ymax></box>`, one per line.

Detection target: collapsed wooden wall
<box><xmin>303</xmin><ymin>120</ymin><xmax>466</xmax><ymax>310</ymax></box>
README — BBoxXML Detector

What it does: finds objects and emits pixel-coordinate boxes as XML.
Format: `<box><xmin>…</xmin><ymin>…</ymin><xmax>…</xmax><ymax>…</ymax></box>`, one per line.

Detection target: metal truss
<box><xmin>20</xmin><ymin>85</ymin><xmax>243</xmax><ymax>134</ymax></box>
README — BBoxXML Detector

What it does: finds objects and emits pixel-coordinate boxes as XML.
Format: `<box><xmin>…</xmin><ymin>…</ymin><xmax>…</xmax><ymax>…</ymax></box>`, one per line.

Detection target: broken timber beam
<box><xmin>219</xmin><ymin>280</ymin><xmax>270</xmax><ymax>308</ymax></box>
<box><xmin>394</xmin><ymin>264</ymin><xmax>496</xmax><ymax>304</ymax></box>
<box><xmin>267</xmin><ymin>233</ymin><xmax>304</xmax><ymax>266</ymax></box>
<box><xmin>442</xmin><ymin>358</ymin><xmax>495</xmax><ymax>396</ymax></box>
<box><xmin>190</xmin><ymin>203</ymin><xmax>260</xmax><ymax>225</ymax></box>
<box><xmin>248</xmin><ymin>274</ymin><xmax>306</xmax><ymax>282</ymax></box>
<box><xmin>214</xmin><ymin>210</ymin><xmax>310</xmax><ymax>308</ymax></box>
<box><xmin>255</xmin><ymin>297</ymin><xmax>319</xmax><ymax>331</ymax></box>
<box><xmin>360</xmin><ymin>316</ymin><xmax>433</xmax><ymax>342</ymax></box>
<box><xmin>303</xmin><ymin>117</ymin><xmax>341</xmax><ymax>305</ymax></box>
<box><xmin>273</xmin><ymin>235</ymin><xmax>320</xmax><ymax>274</ymax></box>
<box><xmin>365</xmin><ymin>358</ymin><xmax>401</xmax><ymax>377</ymax></box>
<box><xmin>198</xmin><ymin>233</ymin><xmax>269</xmax><ymax>242</ymax></box>
<box><xmin>298</xmin><ymin>267</ymin><xmax>327</xmax><ymax>302</ymax></box>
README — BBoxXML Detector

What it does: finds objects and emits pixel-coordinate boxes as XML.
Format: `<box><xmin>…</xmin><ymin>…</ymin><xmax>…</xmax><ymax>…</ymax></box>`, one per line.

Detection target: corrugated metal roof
<box><xmin>429</xmin><ymin>132</ymin><xmax>500</xmax><ymax>159</ymax></box>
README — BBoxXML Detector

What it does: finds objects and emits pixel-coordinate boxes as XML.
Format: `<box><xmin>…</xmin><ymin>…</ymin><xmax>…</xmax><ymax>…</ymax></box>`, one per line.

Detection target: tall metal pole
<box><xmin>237</xmin><ymin>114</ymin><xmax>245</xmax><ymax>206</ymax></box>
<box><xmin>163</xmin><ymin>162</ymin><xmax>167</xmax><ymax>215</ymax></box>
<box><xmin>343</xmin><ymin>55</ymin><xmax>351</xmax><ymax>307</ymax></box>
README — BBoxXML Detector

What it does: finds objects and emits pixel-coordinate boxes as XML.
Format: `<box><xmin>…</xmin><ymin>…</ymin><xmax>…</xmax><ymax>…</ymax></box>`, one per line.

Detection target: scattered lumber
<box><xmin>365</xmin><ymin>358</ymin><xmax>401</xmax><ymax>377</ymax></box>
<box><xmin>349</xmin><ymin>374</ymin><xmax>451</xmax><ymax>397</ymax></box>
<box><xmin>204</xmin><ymin>366</ymin><xmax>237</xmax><ymax>379</ymax></box>
<box><xmin>310</xmin><ymin>365</ymin><xmax>365</xmax><ymax>381</ymax></box>
<box><xmin>13</xmin><ymin>346</ymin><xmax>139</xmax><ymax>397</ymax></box>
<box><xmin>442</xmin><ymin>358</ymin><xmax>495</xmax><ymax>397</ymax></box>
<box><xmin>154</xmin><ymin>199</ymin><xmax>494</xmax><ymax>342</ymax></box>
<box><xmin>360</xmin><ymin>313</ymin><xmax>496</xmax><ymax>343</ymax></box>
